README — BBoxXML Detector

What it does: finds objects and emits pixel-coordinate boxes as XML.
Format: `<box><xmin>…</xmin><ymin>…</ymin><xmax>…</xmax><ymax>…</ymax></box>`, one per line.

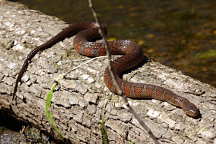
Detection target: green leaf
<box><xmin>45</xmin><ymin>82</ymin><xmax>63</xmax><ymax>138</ymax></box>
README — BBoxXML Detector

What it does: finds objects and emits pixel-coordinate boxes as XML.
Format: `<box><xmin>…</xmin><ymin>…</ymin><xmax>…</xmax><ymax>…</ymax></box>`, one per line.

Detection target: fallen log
<box><xmin>0</xmin><ymin>1</ymin><xmax>215</xmax><ymax>144</ymax></box>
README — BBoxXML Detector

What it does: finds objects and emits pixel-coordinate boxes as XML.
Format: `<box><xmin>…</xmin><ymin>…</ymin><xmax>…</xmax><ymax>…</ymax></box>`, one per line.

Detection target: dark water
<box><xmin>18</xmin><ymin>0</ymin><xmax>216</xmax><ymax>87</ymax></box>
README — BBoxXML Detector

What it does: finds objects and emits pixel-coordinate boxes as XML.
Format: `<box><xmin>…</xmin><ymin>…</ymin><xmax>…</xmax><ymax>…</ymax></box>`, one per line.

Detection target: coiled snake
<box><xmin>12</xmin><ymin>22</ymin><xmax>200</xmax><ymax>118</ymax></box>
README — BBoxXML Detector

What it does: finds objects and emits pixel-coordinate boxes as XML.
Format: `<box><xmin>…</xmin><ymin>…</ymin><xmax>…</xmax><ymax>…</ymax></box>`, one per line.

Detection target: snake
<box><xmin>12</xmin><ymin>22</ymin><xmax>200</xmax><ymax>118</ymax></box>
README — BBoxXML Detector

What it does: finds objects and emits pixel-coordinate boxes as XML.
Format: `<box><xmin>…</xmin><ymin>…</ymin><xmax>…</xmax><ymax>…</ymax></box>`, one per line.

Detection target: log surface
<box><xmin>0</xmin><ymin>2</ymin><xmax>216</xmax><ymax>144</ymax></box>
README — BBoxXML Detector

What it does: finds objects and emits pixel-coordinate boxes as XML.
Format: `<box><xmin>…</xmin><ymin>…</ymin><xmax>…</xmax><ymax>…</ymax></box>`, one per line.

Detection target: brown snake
<box><xmin>12</xmin><ymin>22</ymin><xmax>200</xmax><ymax>118</ymax></box>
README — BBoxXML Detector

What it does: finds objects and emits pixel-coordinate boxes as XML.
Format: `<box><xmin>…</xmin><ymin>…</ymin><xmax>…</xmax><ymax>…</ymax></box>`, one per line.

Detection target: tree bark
<box><xmin>0</xmin><ymin>2</ymin><xmax>216</xmax><ymax>144</ymax></box>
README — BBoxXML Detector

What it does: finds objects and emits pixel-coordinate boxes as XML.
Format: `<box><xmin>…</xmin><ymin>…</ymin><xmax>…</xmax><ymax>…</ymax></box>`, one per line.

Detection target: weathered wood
<box><xmin>0</xmin><ymin>2</ymin><xmax>215</xmax><ymax>144</ymax></box>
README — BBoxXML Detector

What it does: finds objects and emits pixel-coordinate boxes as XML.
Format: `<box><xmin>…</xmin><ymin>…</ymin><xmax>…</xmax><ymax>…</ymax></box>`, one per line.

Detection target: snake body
<box><xmin>13</xmin><ymin>22</ymin><xmax>200</xmax><ymax>118</ymax></box>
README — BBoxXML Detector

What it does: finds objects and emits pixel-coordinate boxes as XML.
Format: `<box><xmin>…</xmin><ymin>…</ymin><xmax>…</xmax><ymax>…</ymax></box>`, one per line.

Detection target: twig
<box><xmin>88</xmin><ymin>0</ymin><xmax>160</xmax><ymax>144</ymax></box>
<box><xmin>53</xmin><ymin>56</ymin><xmax>107</xmax><ymax>85</ymax></box>
<box><xmin>88</xmin><ymin>0</ymin><xmax>122</xmax><ymax>96</ymax></box>
<box><xmin>67</xmin><ymin>56</ymin><xmax>107</xmax><ymax>74</ymax></box>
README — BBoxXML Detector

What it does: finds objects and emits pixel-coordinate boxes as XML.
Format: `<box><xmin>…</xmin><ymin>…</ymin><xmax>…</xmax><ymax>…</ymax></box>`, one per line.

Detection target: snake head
<box><xmin>182</xmin><ymin>101</ymin><xmax>201</xmax><ymax>118</ymax></box>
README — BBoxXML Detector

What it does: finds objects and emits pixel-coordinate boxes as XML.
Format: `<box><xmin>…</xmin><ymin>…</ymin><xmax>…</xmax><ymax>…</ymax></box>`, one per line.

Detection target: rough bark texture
<box><xmin>0</xmin><ymin>2</ymin><xmax>216</xmax><ymax>144</ymax></box>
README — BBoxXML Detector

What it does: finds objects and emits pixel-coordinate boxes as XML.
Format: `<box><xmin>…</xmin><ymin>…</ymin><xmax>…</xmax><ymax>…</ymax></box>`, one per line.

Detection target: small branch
<box><xmin>88</xmin><ymin>0</ymin><xmax>160</xmax><ymax>144</ymax></box>
<box><xmin>88</xmin><ymin>0</ymin><xmax>122</xmax><ymax>95</ymax></box>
